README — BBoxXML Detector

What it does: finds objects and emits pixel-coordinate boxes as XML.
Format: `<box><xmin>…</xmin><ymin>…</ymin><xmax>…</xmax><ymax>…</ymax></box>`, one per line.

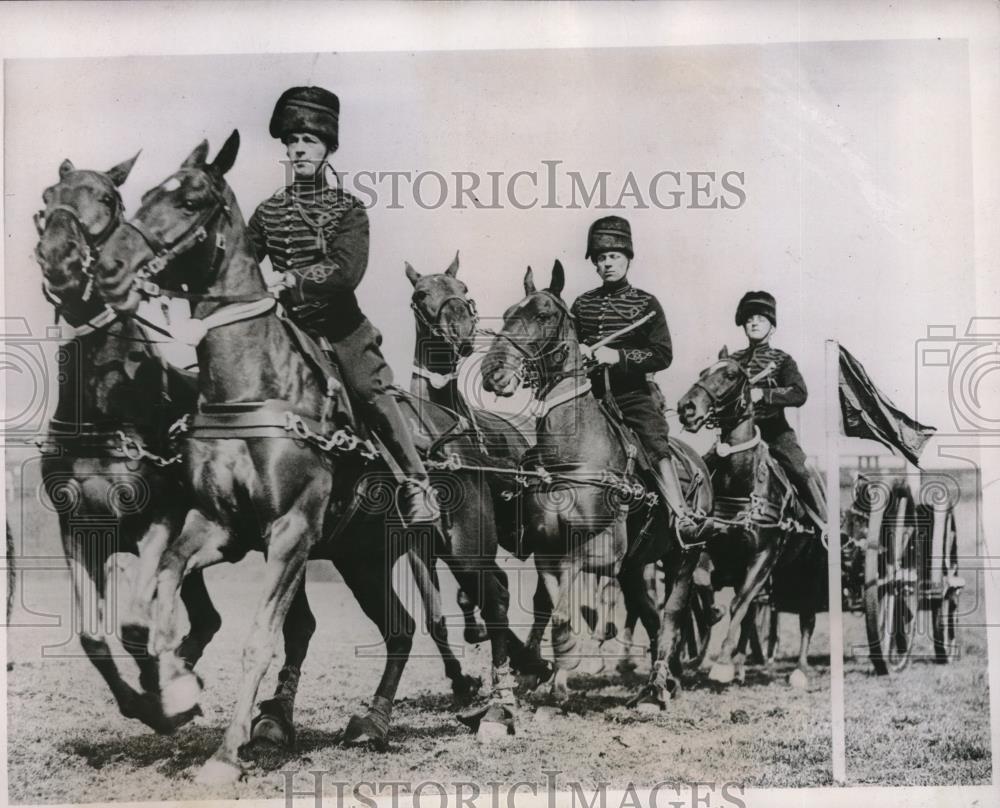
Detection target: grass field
<box><xmin>3</xmin><ymin>483</ymin><xmax>991</xmax><ymax>802</ymax></box>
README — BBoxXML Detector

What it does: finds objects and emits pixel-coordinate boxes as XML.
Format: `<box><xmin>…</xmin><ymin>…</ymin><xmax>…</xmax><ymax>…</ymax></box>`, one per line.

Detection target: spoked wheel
<box><xmin>932</xmin><ymin>507</ymin><xmax>961</xmax><ymax>663</ymax></box>
<box><xmin>678</xmin><ymin>585</ymin><xmax>713</xmax><ymax>670</ymax></box>
<box><xmin>864</xmin><ymin>488</ymin><xmax>918</xmax><ymax>674</ymax></box>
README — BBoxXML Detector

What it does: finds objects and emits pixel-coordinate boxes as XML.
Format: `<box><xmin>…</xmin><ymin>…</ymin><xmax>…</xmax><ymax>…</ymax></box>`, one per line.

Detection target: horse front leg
<box><xmin>248</xmin><ymin>577</ymin><xmax>316</xmax><ymax>749</ymax></box>
<box><xmin>194</xmin><ymin>505</ymin><xmax>316</xmax><ymax>786</ymax></box>
<box><xmin>63</xmin><ymin>534</ymin><xmax>161</xmax><ymax>731</ymax></box>
<box><xmin>633</xmin><ymin>551</ymin><xmax>698</xmax><ymax>711</ymax></box>
<box><xmin>337</xmin><ymin>525</ymin><xmax>421</xmax><ymax>750</ymax></box>
<box><xmin>708</xmin><ymin>540</ymin><xmax>779</xmax><ymax>685</ymax></box>
<box><xmin>789</xmin><ymin>610</ymin><xmax>816</xmax><ymax>689</ymax></box>
<box><xmin>406</xmin><ymin>543</ymin><xmax>481</xmax><ymax>703</ymax></box>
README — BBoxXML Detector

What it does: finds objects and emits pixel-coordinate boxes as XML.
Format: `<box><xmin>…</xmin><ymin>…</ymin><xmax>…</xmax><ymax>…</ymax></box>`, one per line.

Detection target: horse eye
<box><xmin>182</xmin><ymin>198</ymin><xmax>199</xmax><ymax>211</ymax></box>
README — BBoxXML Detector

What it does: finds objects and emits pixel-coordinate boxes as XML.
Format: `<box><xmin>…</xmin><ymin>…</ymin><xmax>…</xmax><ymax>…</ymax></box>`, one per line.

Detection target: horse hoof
<box><xmin>708</xmin><ymin>662</ymin><xmax>735</xmax><ymax>684</ymax></box>
<box><xmin>789</xmin><ymin>668</ymin><xmax>809</xmax><ymax>690</ymax></box>
<box><xmin>616</xmin><ymin>657</ymin><xmax>638</xmax><ymax>675</ymax></box>
<box><xmin>464</xmin><ymin>624</ymin><xmax>489</xmax><ymax>645</ymax></box>
<box><xmin>734</xmin><ymin>665</ymin><xmax>746</xmax><ymax>685</ymax></box>
<box><xmin>636</xmin><ymin>700</ymin><xmax>663</xmax><ymax>715</ymax></box>
<box><xmin>251</xmin><ymin>716</ymin><xmax>293</xmax><ymax>749</ymax></box>
<box><xmin>194</xmin><ymin>757</ymin><xmax>244</xmax><ymax>786</ymax></box>
<box><xmin>533</xmin><ymin>705</ymin><xmax>559</xmax><ymax>724</ymax></box>
<box><xmin>451</xmin><ymin>675</ymin><xmax>482</xmax><ymax>703</ymax></box>
<box><xmin>342</xmin><ymin>713</ymin><xmax>388</xmax><ymax>748</ymax></box>
<box><xmin>161</xmin><ymin>672</ymin><xmax>202</xmax><ymax>718</ymax></box>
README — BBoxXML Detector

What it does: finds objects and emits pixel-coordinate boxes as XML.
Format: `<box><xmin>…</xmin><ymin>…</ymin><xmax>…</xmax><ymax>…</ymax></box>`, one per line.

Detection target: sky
<box><xmin>2</xmin><ymin>41</ymin><xmax>981</xmax><ymax>465</ymax></box>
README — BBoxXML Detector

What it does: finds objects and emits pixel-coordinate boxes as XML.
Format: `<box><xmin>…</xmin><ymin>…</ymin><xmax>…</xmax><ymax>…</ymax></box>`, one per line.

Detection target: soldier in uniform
<box><xmin>732</xmin><ymin>291</ymin><xmax>826</xmax><ymax>522</ymax></box>
<box><xmin>570</xmin><ymin>216</ymin><xmax>704</xmax><ymax>541</ymax></box>
<box><xmin>247</xmin><ymin>85</ymin><xmax>438</xmax><ymax>525</ymax></box>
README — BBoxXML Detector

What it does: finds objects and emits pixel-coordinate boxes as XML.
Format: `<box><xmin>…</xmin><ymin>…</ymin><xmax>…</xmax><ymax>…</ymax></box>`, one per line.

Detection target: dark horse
<box><xmin>481</xmin><ymin>263</ymin><xmax>712</xmax><ymax>707</ymax></box>
<box><xmin>94</xmin><ymin>133</ymin><xmax>530</xmax><ymax>782</ymax></box>
<box><xmin>677</xmin><ymin>349</ymin><xmax>826</xmax><ymax>687</ymax></box>
<box><xmin>32</xmin><ymin>156</ymin><xmax>220</xmax><ymax>731</ymax></box>
<box><xmin>404</xmin><ymin>255</ymin><xmax>553</xmax><ymax>690</ymax></box>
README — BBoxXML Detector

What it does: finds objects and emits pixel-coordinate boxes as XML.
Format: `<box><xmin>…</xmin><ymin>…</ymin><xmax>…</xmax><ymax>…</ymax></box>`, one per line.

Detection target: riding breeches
<box><xmin>614</xmin><ymin>389</ymin><xmax>672</xmax><ymax>462</ymax></box>
<box><xmin>759</xmin><ymin>422</ymin><xmax>825</xmax><ymax>519</ymax></box>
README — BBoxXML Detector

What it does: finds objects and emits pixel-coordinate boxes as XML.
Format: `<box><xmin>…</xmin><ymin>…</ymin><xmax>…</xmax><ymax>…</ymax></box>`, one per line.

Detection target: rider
<box><xmin>247</xmin><ymin>85</ymin><xmax>439</xmax><ymax>526</ymax></box>
<box><xmin>732</xmin><ymin>291</ymin><xmax>826</xmax><ymax>523</ymax></box>
<box><xmin>570</xmin><ymin>215</ymin><xmax>704</xmax><ymax>542</ymax></box>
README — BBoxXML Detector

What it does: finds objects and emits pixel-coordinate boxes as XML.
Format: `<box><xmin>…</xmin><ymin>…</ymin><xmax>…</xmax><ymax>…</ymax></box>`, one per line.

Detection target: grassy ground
<box><xmin>4</xmin><ymin>483</ymin><xmax>990</xmax><ymax>801</ymax></box>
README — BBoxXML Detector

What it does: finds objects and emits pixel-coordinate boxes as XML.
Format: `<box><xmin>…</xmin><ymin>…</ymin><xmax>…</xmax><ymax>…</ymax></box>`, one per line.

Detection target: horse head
<box><xmin>481</xmin><ymin>259</ymin><xmax>576</xmax><ymax>397</ymax></box>
<box><xmin>34</xmin><ymin>154</ymin><xmax>136</xmax><ymax>326</ymax></box>
<box><xmin>677</xmin><ymin>351</ymin><xmax>750</xmax><ymax>432</ymax></box>
<box><xmin>95</xmin><ymin>131</ymin><xmax>244</xmax><ymax>315</ymax></box>
<box><xmin>405</xmin><ymin>251</ymin><xmax>478</xmax><ymax>358</ymax></box>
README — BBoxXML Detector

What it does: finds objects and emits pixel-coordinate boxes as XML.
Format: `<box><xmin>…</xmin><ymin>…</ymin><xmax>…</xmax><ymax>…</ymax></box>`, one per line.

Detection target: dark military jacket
<box><xmin>731</xmin><ymin>342</ymin><xmax>807</xmax><ymax>432</ymax></box>
<box><xmin>570</xmin><ymin>279</ymin><xmax>673</xmax><ymax>396</ymax></box>
<box><xmin>247</xmin><ymin>177</ymin><xmax>369</xmax><ymax>340</ymax></box>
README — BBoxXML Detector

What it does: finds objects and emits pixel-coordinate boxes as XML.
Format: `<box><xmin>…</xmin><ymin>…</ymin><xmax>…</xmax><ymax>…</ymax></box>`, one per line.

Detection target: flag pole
<box><xmin>825</xmin><ymin>339</ymin><xmax>847</xmax><ymax>784</ymax></box>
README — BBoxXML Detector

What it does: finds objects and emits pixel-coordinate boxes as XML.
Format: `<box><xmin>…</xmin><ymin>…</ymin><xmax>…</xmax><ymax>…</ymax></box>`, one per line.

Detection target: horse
<box><xmin>93</xmin><ymin>132</ymin><xmax>527</xmax><ymax>782</ymax></box>
<box><xmin>481</xmin><ymin>262</ymin><xmax>713</xmax><ymax>707</ymax></box>
<box><xmin>404</xmin><ymin>255</ymin><xmax>554</xmax><ymax>689</ymax></box>
<box><xmin>677</xmin><ymin>348</ymin><xmax>826</xmax><ymax>687</ymax></box>
<box><xmin>32</xmin><ymin>155</ymin><xmax>220</xmax><ymax>731</ymax></box>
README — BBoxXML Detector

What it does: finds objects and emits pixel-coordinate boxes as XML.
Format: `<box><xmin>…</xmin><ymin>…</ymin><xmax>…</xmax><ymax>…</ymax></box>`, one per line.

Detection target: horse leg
<box><xmin>446</xmin><ymin>504</ymin><xmax>519</xmax><ymax>741</ymax></box>
<box><xmin>789</xmin><ymin>610</ymin><xmax>815</xmax><ymax>689</ymax></box>
<box><xmin>249</xmin><ymin>577</ymin><xmax>315</xmax><ymax>749</ymax></box>
<box><xmin>338</xmin><ymin>541</ymin><xmax>416</xmax><ymax>749</ymax></box>
<box><xmin>634</xmin><ymin>551</ymin><xmax>698</xmax><ymax>711</ymax></box>
<box><xmin>194</xmin><ymin>507</ymin><xmax>315</xmax><ymax>786</ymax></box>
<box><xmin>149</xmin><ymin>511</ymin><xmax>228</xmax><ymax>726</ymax></box>
<box><xmin>176</xmin><ymin>570</ymin><xmax>222</xmax><ymax>669</ymax></box>
<box><xmin>708</xmin><ymin>545</ymin><xmax>778</xmax><ymax>684</ymax></box>
<box><xmin>518</xmin><ymin>569</ymin><xmax>555</xmax><ymax>691</ymax></box>
<box><xmin>538</xmin><ymin>556</ymin><xmax>580</xmax><ymax>703</ymax></box>
<box><xmin>457</xmin><ymin>587</ymin><xmax>489</xmax><ymax>645</ymax></box>
<box><xmin>406</xmin><ymin>546</ymin><xmax>480</xmax><ymax>702</ymax></box>
<box><xmin>63</xmin><ymin>535</ymin><xmax>163</xmax><ymax>731</ymax></box>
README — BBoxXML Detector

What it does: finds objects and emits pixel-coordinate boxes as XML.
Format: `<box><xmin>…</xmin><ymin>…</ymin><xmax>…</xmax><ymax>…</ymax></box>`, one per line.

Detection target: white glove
<box><xmin>750</xmin><ymin>388</ymin><xmax>764</xmax><ymax>403</ymax></box>
<box><xmin>581</xmin><ymin>345</ymin><xmax>621</xmax><ymax>366</ymax></box>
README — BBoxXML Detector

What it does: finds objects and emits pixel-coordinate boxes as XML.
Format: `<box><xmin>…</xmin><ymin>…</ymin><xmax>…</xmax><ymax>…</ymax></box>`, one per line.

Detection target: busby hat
<box><xmin>735</xmin><ymin>291</ymin><xmax>777</xmax><ymax>327</ymax></box>
<box><xmin>269</xmin><ymin>86</ymin><xmax>340</xmax><ymax>151</ymax></box>
<box><xmin>586</xmin><ymin>215</ymin><xmax>634</xmax><ymax>260</ymax></box>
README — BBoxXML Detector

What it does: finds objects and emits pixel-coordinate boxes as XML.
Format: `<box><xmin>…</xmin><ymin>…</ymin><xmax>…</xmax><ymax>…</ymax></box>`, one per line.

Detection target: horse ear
<box><xmin>718</xmin><ymin>345</ymin><xmax>729</xmax><ymax>359</ymax></box>
<box><xmin>404</xmin><ymin>262</ymin><xmax>421</xmax><ymax>286</ymax></box>
<box><xmin>106</xmin><ymin>151</ymin><xmax>140</xmax><ymax>187</ymax></box>
<box><xmin>445</xmin><ymin>251</ymin><xmax>460</xmax><ymax>277</ymax></box>
<box><xmin>181</xmin><ymin>140</ymin><xmax>210</xmax><ymax>170</ymax></box>
<box><xmin>524</xmin><ymin>267</ymin><xmax>536</xmax><ymax>295</ymax></box>
<box><xmin>209</xmin><ymin>130</ymin><xmax>240</xmax><ymax>177</ymax></box>
<box><xmin>59</xmin><ymin>159</ymin><xmax>75</xmax><ymax>179</ymax></box>
<box><xmin>549</xmin><ymin>259</ymin><xmax>565</xmax><ymax>296</ymax></box>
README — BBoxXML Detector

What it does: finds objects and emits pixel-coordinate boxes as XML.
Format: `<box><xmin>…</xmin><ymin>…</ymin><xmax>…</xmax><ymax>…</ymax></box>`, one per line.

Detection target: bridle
<box><xmin>36</xmin><ymin>182</ymin><xmax>124</xmax><ymax>331</ymax></box>
<box><xmin>689</xmin><ymin>359</ymin><xmax>753</xmax><ymax>430</ymax></box>
<box><xmin>120</xmin><ymin>171</ymin><xmax>254</xmax><ymax>304</ymax></box>
<box><xmin>486</xmin><ymin>291</ymin><xmax>580</xmax><ymax>395</ymax></box>
<box><xmin>411</xmin><ymin>289</ymin><xmax>479</xmax><ymax>355</ymax></box>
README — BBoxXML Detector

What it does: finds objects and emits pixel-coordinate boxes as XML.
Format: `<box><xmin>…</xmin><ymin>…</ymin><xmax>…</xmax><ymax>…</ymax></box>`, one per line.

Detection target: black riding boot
<box><xmin>368</xmin><ymin>394</ymin><xmax>441</xmax><ymax>526</ymax></box>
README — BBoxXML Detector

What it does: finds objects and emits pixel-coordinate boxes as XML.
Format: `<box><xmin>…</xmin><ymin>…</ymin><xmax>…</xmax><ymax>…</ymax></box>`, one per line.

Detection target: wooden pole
<box><xmin>825</xmin><ymin>339</ymin><xmax>847</xmax><ymax>784</ymax></box>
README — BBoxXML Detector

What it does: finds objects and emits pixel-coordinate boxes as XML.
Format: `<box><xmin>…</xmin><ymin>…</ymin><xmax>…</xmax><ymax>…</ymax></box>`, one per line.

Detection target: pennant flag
<box><xmin>838</xmin><ymin>345</ymin><xmax>936</xmax><ymax>466</ymax></box>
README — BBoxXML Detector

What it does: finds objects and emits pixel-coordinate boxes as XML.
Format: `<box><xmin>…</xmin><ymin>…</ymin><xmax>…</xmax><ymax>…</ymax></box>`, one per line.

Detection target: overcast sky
<box><xmin>3</xmin><ymin>41</ymin><xmax>979</xmax><ymax>464</ymax></box>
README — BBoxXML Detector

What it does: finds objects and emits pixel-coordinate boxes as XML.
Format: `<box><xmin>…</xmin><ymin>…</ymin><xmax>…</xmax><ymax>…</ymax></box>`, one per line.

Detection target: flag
<box><xmin>838</xmin><ymin>345</ymin><xmax>936</xmax><ymax>466</ymax></box>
